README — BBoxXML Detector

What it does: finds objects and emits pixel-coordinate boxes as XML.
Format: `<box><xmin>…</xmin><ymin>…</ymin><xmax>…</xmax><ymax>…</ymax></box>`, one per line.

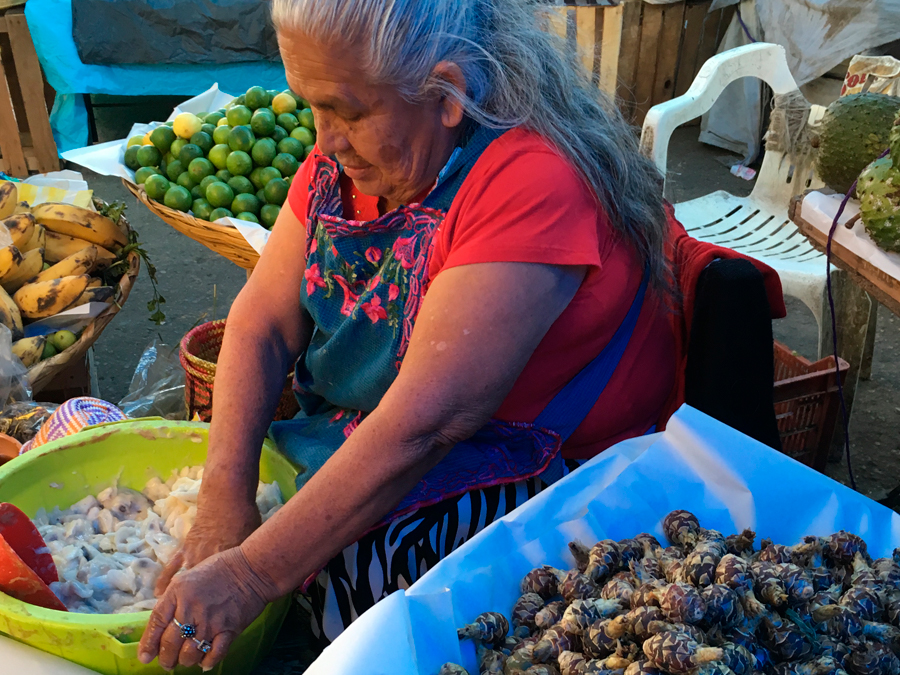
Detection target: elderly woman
<box><xmin>139</xmin><ymin>0</ymin><xmax>675</xmax><ymax>668</ymax></box>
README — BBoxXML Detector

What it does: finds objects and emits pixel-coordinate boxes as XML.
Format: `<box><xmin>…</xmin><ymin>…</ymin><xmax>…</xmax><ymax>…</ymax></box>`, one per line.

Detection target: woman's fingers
<box><xmin>157</xmin><ymin>619</ymin><xmax>188</xmax><ymax>672</ymax></box>
<box><xmin>176</xmin><ymin>629</ymin><xmax>209</xmax><ymax>670</ymax></box>
<box><xmin>155</xmin><ymin>550</ymin><xmax>185</xmax><ymax>596</ymax></box>
<box><xmin>138</xmin><ymin>590</ymin><xmax>176</xmax><ymax>664</ymax></box>
<box><xmin>200</xmin><ymin>631</ymin><xmax>237</xmax><ymax>672</ymax></box>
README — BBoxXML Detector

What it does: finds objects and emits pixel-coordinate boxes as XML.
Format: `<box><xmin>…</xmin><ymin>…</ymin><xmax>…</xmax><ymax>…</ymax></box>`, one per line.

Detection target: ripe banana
<box><xmin>11</xmin><ymin>336</ymin><xmax>45</xmax><ymax>368</ymax></box>
<box><xmin>31</xmin><ymin>203</ymin><xmax>127</xmax><ymax>249</ymax></box>
<box><xmin>86</xmin><ymin>278</ymin><xmax>102</xmax><ymax>289</ymax></box>
<box><xmin>3</xmin><ymin>214</ymin><xmax>35</xmax><ymax>249</ymax></box>
<box><xmin>0</xmin><ymin>182</ymin><xmax>17</xmax><ymax>220</ymax></box>
<box><xmin>0</xmin><ymin>285</ymin><xmax>23</xmax><ymax>340</ymax></box>
<box><xmin>72</xmin><ymin>285</ymin><xmax>115</xmax><ymax>309</ymax></box>
<box><xmin>14</xmin><ymin>274</ymin><xmax>91</xmax><ymax>319</ymax></box>
<box><xmin>13</xmin><ymin>201</ymin><xmax>31</xmax><ymax>215</ymax></box>
<box><xmin>31</xmin><ymin>246</ymin><xmax>96</xmax><ymax>285</ymax></box>
<box><xmin>2</xmin><ymin>249</ymin><xmax>44</xmax><ymax>293</ymax></box>
<box><xmin>0</xmin><ymin>244</ymin><xmax>24</xmax><ymax>282</ymax></box>
<box><xmin>21</xmin><ymin>223</ymin><xmax>45</xmax><ymax>253</ymax></box>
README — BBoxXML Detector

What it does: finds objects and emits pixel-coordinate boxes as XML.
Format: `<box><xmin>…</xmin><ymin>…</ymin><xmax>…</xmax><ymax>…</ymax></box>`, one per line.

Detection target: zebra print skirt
<box><xmin>305</xmin><ymin>460</ymin><xmax>582</xmax><ymax>644</ymax></box>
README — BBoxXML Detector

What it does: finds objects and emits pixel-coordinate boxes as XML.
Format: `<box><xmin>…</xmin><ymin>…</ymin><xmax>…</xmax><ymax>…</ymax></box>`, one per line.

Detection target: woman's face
<box><xmin>279</xmin><ymin>29</ymin><xmax>464</xmax><ymax>208</ymax></box>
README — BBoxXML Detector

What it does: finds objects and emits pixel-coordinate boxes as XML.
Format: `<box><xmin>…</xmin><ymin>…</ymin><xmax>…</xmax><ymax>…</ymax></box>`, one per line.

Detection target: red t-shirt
<box><xmin>287</xmin><ymin>129</ymin><xmax>676</xmax><ymax>458</ymax></box>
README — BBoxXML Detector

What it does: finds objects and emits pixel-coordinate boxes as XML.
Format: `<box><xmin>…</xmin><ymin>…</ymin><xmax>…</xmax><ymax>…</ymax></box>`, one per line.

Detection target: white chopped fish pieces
<box><xmin>37</xmin><ymin>465</ymin><xmax>284</xmax><ymax>614</ymax></box>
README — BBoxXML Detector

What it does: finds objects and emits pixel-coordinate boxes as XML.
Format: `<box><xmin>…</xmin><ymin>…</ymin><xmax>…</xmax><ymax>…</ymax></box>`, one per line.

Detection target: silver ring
<box><xmin>194</xmin><ymin>639</ymin><xmax>213</xmax><ymax>654</ymax></box>
<box><xmin>173</xmin><ymin>619</ymin><xmax>212</xmax><ymax>653</ymax></box>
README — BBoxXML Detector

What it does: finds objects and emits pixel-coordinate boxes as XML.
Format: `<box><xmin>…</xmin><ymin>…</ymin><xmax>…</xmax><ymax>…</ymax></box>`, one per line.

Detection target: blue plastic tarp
<box><xmin>25</xmin><ymin>0</ymin><xmax>288</xmax><ymax>152</ymax></box>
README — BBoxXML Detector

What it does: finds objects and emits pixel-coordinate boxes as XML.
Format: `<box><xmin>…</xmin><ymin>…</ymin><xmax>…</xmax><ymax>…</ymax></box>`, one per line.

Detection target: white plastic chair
<box><xmin>640</xmin><ymin>43</ymin><xmax>832</xmax><ymax>354</ymax></box>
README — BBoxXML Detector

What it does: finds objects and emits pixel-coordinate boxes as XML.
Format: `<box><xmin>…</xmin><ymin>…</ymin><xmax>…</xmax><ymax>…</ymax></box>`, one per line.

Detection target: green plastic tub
<box><xmin>0</xmin><ymin>419</ymin><xmax>298</xmax><ymax>675</ymax></box>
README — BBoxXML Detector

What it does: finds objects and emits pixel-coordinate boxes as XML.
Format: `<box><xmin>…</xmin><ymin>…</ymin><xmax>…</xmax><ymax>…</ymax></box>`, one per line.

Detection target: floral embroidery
<box><xmin>388</xmin><ymin>284</ymin><xmax>399</xmax><ymax>301</ymax></box>
<box><xmin>361</xmin><ymin>294</ymin><xmax>388</xmax><ymax>324</ymax></box>
<box><xmin>392</xmin><ymin>235</ymin><xmax>418</xmax><ymax>270</ymax></box>
<box><xmin>365</xmin><ymin>246</ymin><xmax>382</xmax><ymax>265</ymax></box>
<box><xmin>304</xmin><ymin>263</ymin><xmax>326</xmax><ymax>296</ymax></box>
<box><xmin>333</xmin><ymin>274</ymin><xmax>360</xmax><ymax>316</ymax></box>
<box><xmin>309</xmin><ymin>238</ymin><xmax>318</xmax><ymax>255</ymax></box>
<box><xmin>343</xmin><ymin>411</ymin><xmax>364</xmax><ymax>438</ymax></box>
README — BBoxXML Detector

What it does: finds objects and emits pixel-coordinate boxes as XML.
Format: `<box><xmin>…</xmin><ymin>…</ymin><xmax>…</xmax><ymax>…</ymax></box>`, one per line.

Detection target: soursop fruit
<box><xmin>815</xmin><ymin>93</ymin><xmax>900</xmax><ymax>195</ymax></box>
<box><xmin>857</xmin><ymin>155</ymin><xmax>900</xmax><ymax>252</ymax></box>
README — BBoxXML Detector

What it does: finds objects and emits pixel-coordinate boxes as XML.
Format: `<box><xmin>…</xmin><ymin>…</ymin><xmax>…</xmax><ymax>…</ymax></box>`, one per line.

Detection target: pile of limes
<box><xmin>124</xmin><ymin>85</ymin><xmax>316</xmax><ymax>230</ymax></box>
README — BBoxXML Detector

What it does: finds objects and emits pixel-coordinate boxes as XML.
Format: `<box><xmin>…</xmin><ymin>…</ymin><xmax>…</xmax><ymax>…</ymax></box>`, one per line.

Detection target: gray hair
<box><xmin>272</xmin><ymin>0</ymin><xmax>669</xmax><ymax>291</ymax></box>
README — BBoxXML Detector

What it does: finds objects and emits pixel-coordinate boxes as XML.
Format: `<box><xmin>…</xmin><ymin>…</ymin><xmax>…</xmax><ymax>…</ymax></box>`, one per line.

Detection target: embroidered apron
<box><xmin>269</xmin><ymin>126</ymin><xmax>649</xmax><ymax>528</ymax></box>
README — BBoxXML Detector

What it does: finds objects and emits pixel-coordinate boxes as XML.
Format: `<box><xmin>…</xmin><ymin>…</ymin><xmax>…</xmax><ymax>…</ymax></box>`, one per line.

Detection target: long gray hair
<box><xmin>272</xmin><ymin>0</ymin><xmax>669</xmax><ymax>291</ymax></box>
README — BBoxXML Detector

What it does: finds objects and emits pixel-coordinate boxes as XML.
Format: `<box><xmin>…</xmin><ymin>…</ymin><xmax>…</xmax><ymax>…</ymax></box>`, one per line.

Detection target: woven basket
<box><xmin>123</xmin><ymin>180</ymin><xmax>260</xmax><ymax>270</ymax></box>
<box><xmin>27</xmin><ymin>198</ymin><xmax>141</xmax><ymax>395</ymax></box>
<box><xmin>180</xmin><ymin>319</ymin><xmax>299</xmax><ymax>423</ymax></box>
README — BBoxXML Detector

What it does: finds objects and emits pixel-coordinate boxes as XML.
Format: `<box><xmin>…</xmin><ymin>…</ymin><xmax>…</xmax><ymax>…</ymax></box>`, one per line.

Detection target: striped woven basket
<box><xmin>179</xmin><ymin>319</ymin><xmax>299</xmax><ymax>423</ymax></box>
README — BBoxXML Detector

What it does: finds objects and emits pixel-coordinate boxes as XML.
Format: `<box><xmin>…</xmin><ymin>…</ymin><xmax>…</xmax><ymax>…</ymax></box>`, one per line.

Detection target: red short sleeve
<box><xmin>286</xmin><ymin>147</ymin><xmax>320</xmax><ymax>225</ymax></box>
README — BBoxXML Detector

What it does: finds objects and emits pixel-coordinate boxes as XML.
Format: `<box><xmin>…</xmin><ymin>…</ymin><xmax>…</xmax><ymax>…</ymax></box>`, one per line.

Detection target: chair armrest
<box><xmin>639</xmin><ymin>43</ymin><xmax>799</xmax><ymax>177</ymax></box>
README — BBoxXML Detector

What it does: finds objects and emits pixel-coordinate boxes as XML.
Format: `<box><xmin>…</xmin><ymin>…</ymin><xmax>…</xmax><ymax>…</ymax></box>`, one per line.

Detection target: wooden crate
<box><xmin>548</xmin><ymin>0</ymin><xmax>735</xmax><ymax>125</ymax></box>
<box><xmin>0</xmin><ymin>5</ymin><xmax>58</xmax><ymax>177</ymax></box>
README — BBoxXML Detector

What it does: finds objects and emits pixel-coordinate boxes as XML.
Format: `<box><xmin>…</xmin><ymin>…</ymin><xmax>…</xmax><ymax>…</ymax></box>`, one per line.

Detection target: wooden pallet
<box><xmin>0</xmin><ymin>5</ymin><xmax>58</xmax><ymax>177</ymax></box>
<box><xmin>548</xmin><ymin>0</ymin><xmax>736</xmax><ymax>125</ymax></box>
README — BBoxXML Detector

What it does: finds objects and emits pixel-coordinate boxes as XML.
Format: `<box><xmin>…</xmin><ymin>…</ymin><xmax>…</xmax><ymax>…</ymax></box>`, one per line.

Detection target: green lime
<box><xmin>188</xmin><ymin>157</ymin><xmax>215</xmax><ymax>182</ymax></box>
<box><xmin>191</xmin><ymin>185</ymin><xmax>205</xmax><ymax>200</ymax></box>
<box><xmin>49</xmin><ymin>329</ymin><xmax>77</xmax><ymax>352</ymax></box>
<box><xmin>227</xmin><ymin>175</ymin><xmax>255</xmax><ymax>195</ymax></box>
<box><xmin>290</xmin><ymin>126</ymin><xmax>315</xmax><ymax>147</ymax></box>
<box><xmin>179</xmin><ymin>143</ymin><xmax>204</xmax><ymax>166</ymax></box>
<box><xmin>264</xmin><ymin>178</ymin><xmax>289</xmax><ymax>206</ymax></box>
<box><xmin>204</xmin><ymin>112</ymin><xmax>224</xmax><ymax>126</ymax></box>
<box><xmin>250</xmin><ymin>167</ymin><xmax>265</xmax><ymax>190</ymax></box>
<box><xmin>166</xmin><ymin>159</ymin><xmax>184</xmax><ymax>182</ymax></box>
<box><xmin>276</xmin><ymin>113</ymin><xmax>299</xmax><ymax>133</ymax></box>
<box><xmin>124</xmin><ymin>145</ymin><xmax>141</xmax><ymax>171</ymax></box>
<box><xmin>226</xmin><ymin>150</ymin><xmax>253</xmax><ymax>176</ymax></box>
<box><xmin>271</xmin><ymin>126</ymin><xmax>288</xmax><ymax>143</ymax></box>
<box><xmin>232</xmin><ymin>193</ymin><xmax>261</xmax><ymax>216</ymax></box>
<box><xmin>272</xmin><ymin>152</ymin><xmax>300</xmax><ymax>177</ymax></box>
<box><xmin>192</xmin><ymin>198</ymin><xmax>214</xmax><ymax>220</ymax></box>
<box><xmin>209</xmin><ymin>207</ymin><xmax>234</xmax><ymax>221</ymax></box>
<box><xmin>251</xmin><ymin>137</ymin><xmax>277</xmax><ymax>167</ymax></box>
<box><xmin>127</xmin><ymin>135</ymin><xmax>144</xmax><ymax>148</ymax></box>
<box><xmin>272</xmin><ymin>93</ymin><xmax>298</xmax><ymax>116</ymax></box>
<box><xmin>135</xmin><ymin>166</ymin><xmax>159</xmax><ymax>184</ymax></box>
<box><xmin>208</xmin><ymin>144</ymin><xmax>231</xmax><ymax>170</ymax></box>
<box><xmin>216</xmin><ymin>108</ymin><xmax>227</xmax><ymax>117</ymax></box>
<box><xmin>165</xmin><ymin>121</ymin><xmax>174</xmax><ymax>127</ymax></box>
<box><xmin>201</xmin><ymin>123</ymin><xmax>217</xmax><ymax>137</ymax></box>
<box><xmin>205</xmin><ymin>181</ymin><xmax>235</xmax><ymax>209</ymax></box>
<box><xmin>236</xmin><ymin>212</ymin><xmax>259</xmax><ymax>223</ymax></box>
<box><xmin>144</xmin><ymin>173</ymin><xmax>170</xmax><ymax>201</ymax></box>
<box><xmin>260</xmin><ymin>203</ymin><xmax>281</xmax><ymax>229</ymax></box>
<box><xmin>159</xmin><ymin>156</ymin><xmax>168</xmax><ymax>177</ymax></box>
<box><xmin>277</xmin><ymin>137</ymin><xmax>304</xmax><ymax>160</ymax></box>
<box><xmin>215</xmin><ymin>169</ymin><xmax>233</xmax><ymax>183</ymax></box>
<box><xmin>176</xmin><ymin>171</ymin><xmax>197</xmax><ymax>190</ymax></box>
<box><xmin>150</xmin><ymin>126</ymin><xmax>176</xmax><ymax>153</ymax></box>
<box><xmin>284</xmin><ymin>89</ymin><xmax>303</xmax><ymax>107</ymax></box>
<box><xmin>268</xmin><ymin>89</ymin><xmax>281</xmax><ymax>101</ymax></box>
<box><xmin>250</xmin><ymin>108</ymin><xmax>277</xmax><ymax>137</ymax></box>
<box><xmin>137</xmin><ymin>145</ymin><xmax>161</xmax><ymax>167</ymax></box>
<box><xmin>200</xmin><ymin>175</ymin><xmax>219</xmax><ymax>193</ymax></box>
<box><xmin>213</xmin><ymin>124</ymin><xmax>232</xmax><ymax>145</ymax></box>
<box><xmin>232</xmin><ymin>94</ymin><xmax>246</xmax><ymax>106</ymax></box>
<box><xmin>190</xmin><ymin>131</ymin><xmax>214</xmax><ymax>154</ymax></box>
<box><xmin>42</xmin><ymin>342</ymin><xmax>57</xmax><ymax>360</ymax></box>
<box><xmin>164</xmin><ymin>185</ymin><xmax>192</xmax><ymax>212</ymax></box>
<box><xmin>297</xmin><ymin>108</ymin><xmax>315</xmax><ymax>130</ymax></box>
<box><xmin>256</xmin><ymin>188</ymin><xmax>268</xmax><ymax>204</ymax></box>
<box><xmin>170</xmin><ymin>138</ymin><xmax>187</xmax><ymax>158</ymax></box>
<box><xmin>304</xmin><ymin>145</ymin><xmax>316</xmax><ymax>159</ymax></box>
<box><xmin>216</xmin><ymin>116</ymin><xmax>230</xmax><ymax>127</ymax></box>
<box><xmin>226</xmin><ymin>104</ymin><xmax>253</xmax><ymax>127</ymax></box>
<box><xmin>244</xmin><ymin>86</ymin><xmax>270</xmax><ymax>111</ymax></box>
<box><xmin>227</xmin><ymin>125</ymin><xmax>255</xmax><ymax>153</ymax></box>
<box><xmin>259</xmin><ymin>166</ymin><xmax>282</xmax><ymax>187</ymax></box>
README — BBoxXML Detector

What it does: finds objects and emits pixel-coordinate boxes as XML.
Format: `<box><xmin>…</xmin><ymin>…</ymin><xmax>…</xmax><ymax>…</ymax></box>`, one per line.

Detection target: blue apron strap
<box><xmin>534</xmin><ymin>264</ymin><xmax>650</xmax><ymax>445</ymax></box>
<box><xmin>422</xmin><ymin>125</ymin><xmax>505</xmax><ymax>212</ymax></box>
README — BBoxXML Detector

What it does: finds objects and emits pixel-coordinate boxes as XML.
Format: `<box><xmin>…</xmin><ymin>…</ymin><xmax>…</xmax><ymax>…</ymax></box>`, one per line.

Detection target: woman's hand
<box><xmin>139</xmin><ymin>547</ymin><xmax>274</xmax><ymax>671</ymax></box>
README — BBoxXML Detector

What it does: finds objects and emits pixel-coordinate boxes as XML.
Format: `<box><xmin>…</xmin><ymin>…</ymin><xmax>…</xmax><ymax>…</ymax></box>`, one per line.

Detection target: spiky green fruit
<box><xmin>858</xmin><ymin>155</ymin><xmax>900</xmax><ymax>251</ymax></box>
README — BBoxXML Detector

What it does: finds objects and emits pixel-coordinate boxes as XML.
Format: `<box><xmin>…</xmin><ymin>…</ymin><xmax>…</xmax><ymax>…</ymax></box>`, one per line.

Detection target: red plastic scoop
<box><xmin>0</xmin><ymin>502</ymin><xmax>66</xmax><ymax>611</ymax></box>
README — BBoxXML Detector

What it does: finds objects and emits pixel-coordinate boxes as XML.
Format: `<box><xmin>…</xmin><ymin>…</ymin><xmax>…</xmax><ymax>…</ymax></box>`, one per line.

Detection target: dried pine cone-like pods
<box><xmin>751</xmin><ymin>561</ymin><xmax>789</xmax><ymax>608</ymax></box>
<box><xmin>560</xmin><ymin>598</ymin><xmax>622</xmax><ymax>635</ymax></box>
<box><xmin>586</xmin><ymin>540</ymin><xmax>623</xmax><ymax>583</ymax></box>
<box><xmin>642</xmin><ymin>630</ymin><xmax>724</xmax><ymax>674</ymax></box>
<box><xmin>825</xmin><ymin>531</ymin><xmax>869</xmax><ymax>567</ymax></box>
<box><xmin>659</xmin><ymin>582</ymin><xmax>707</xmax><ymax>625</ymax></box>
<box><xmin>558</xmin><ymin>651</ymin><xmax>588</xmax><ymax>675</ymax></box>
<box><xmin>505</xmin><ymin>644</ymin><xmax>536</xmax><ymax>673</ymax></box>
<box><xmin>634</xmin><ymin>533</ymin><xmax>663</xmax><ymax>555</ymax></box>
<box><xmin>646</xmin><ymin>620</ymin><xmax>707</xmax><ymax>644</ymax></box>
<box><xmin>631</xmin><ymin>581</ymin><xmax>665</xmax><ymax>609</ymax></box>
<box><xmin>624</xmin><ymin>660</ymin><xmax>665</xmax><ymax>675</ymax></box>
<box><xmin>684</xmin><ymin>547</ymin><xmax>722</xmax><ymax>588</ymax></box>
<box><xmin>818</xmin><ymin>636</ymin><xmax>853</xmax><ymax>668</ymax></box>
<box><xmin>526</xmin><ymin>665</ymin><xmax>562</xmax><ymax>675</ymax></box>
<box><xmin>570</xmin><ymin>541</ymin><xmax>592</xmax><ymax>573</ymax></box>
<box><xmin>759</xmin><ymin>544</ymin><xmax>792</xmax><ymax>564</ymax></box>
<box><xmin>663</xmin><ymin>510</ymin><xmax>702</xmax><ymax>550</ymax></box>
<box><xmin>718</xmin><ymin>642</ymin><xmax>754</xmax><ymax>675</ymax></box>
<box><xmin>725</xmin><ymin>529</ymin><xmax>756</xmax><ymax>558</ymax></box>
<box><xmin>723</xmin><ymin>628</ymin><xmax>774</xmax><ymax>673</ymax></box>
<box><xmin>884</xmin><ymin>597</ymin><xmax>900</xmax><ymax>627</ymax></box>
<box><xmin>459</xmin><ymin>612</ymin><xmax>510</xmax><ymax>644</ymax></box>
<box><xmin>512</xmin><ymin>593</ymin><xmax>545</xmax><ymax>631</ymax></box>
<box><xmin>759</xmin><ymin>615</ymin><xmax>812</xmax><ymax>662</ymax></box>
<box><xmin>809</xmin><ymin>566</ymin><xmax>837</xmax><ymax>592</ymax></box>
<box><xmin>533</xmin><ymin>626</ymin><xmax>582</xmax><ymax>664</ymax></box>
<box><xmin>601</xmin><ymin>577</ymin><xmax>635</xmax><ymax>606</ymax></box>
<box><xmin>535</xmin><ymin>601</ymin><xmax>567</xmax><ymax>630</ymax></box>
<box><xmin>607</xmin><ymin>606</ymin><xmax>665</xmax><ymax>640</ymax></box>
<box><xmin>522</xmin><ymin>566</ymin><xmax>565</xmax><ymax>600</ymax></box>
<box><xmin>791</xmin><ymin>536</ymin><xmax>827</xmax><ymax>568</ymax></box>
<box><xmin>560</xmin><ymin>569</ymin><xmax>599</xmax><ymax>603</ymax></box>
<box><xmin>813</xmin><ymin>604</ymin><xmax>866</xmax><ymax>643</ymax></box>
<box><xmin>618</xmin><ymin>539</ymin><xmax>646</xmax><ymax>567</ymax></box>
<box><xmin>840</xmin><ymin>586</ymin><xmax>883</xmax><ymax>623</ymax></box>
<box><xmin>476</xmin><ymin>642</ymin><xmax>507</xmax><ymax>675</ymax></box>
<box><xmin>439</xmin><ymin>664</ymin><xmax>470</xmax><ymax>675</ymax></box>
<box><xmin>696</xmin><ymin>530</ymin><xmax>728</xmax><ymax>557</ymax></box>
<box><xmin>701</xmin><ymin>584</ymin><xmax>744</xmax><ymax>630</ymax></box>
<box><xmin>872</xmin><ymin>557</ymin><xmax>900</xmax><ymax>589</ymax></box>
<box><xmin>631</xmin><ymin>557</ymin><xmax>664</xmax><ymax>584</ymax></box>
<box><xmin>847</xmin><ymin>640</ymin><xmax>900</xmax><ymax>675</ymax></box>
<box><xmin>716</xmin><ymin>554</ymin><xmax>753</xmax><ymax>591</ymax></box>
<box><xmin>769</xmin><ymin>656</ymin><xmax>845</xmax><ymax>675</ymax></box>
<box><xmin>583</xmin><ymin>618</ymin><xmax>619</xmax><ymax>659</ymax></box>
<box><xmin>777</xmin><ymin>563</ymin><xmax>815</xmax><ymax>603</ymax></box>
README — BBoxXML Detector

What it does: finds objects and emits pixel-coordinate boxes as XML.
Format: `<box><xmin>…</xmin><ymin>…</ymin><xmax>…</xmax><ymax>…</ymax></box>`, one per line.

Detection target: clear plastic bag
<box><xmin>0</xmin><ymin>401</ymin><xmax>58</xmax><ymax>444</ymax></box>
<box><xmin>117</xmin><ymin>340</ymin><xmax>187</xmax><ymax>420</ymax></box>
<box><xmin>0</xmin><ymin>324</ymin><xmax>32</xmax><ymax>406</ymax></box>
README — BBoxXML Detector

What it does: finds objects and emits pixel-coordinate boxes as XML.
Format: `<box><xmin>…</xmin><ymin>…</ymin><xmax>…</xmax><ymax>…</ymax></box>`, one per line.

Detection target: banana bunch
<box><xmin>0</xmin><ymin>183</ymin><xmax>121</xmax><ymax>366</ymax></box>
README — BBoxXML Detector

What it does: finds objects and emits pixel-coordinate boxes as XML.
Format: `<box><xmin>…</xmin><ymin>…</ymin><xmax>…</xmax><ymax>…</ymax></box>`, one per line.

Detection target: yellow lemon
<box><xmin>173</xmin><ymin>112</ymin><xmax>203</xmax><ymax>140</ymax></box>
